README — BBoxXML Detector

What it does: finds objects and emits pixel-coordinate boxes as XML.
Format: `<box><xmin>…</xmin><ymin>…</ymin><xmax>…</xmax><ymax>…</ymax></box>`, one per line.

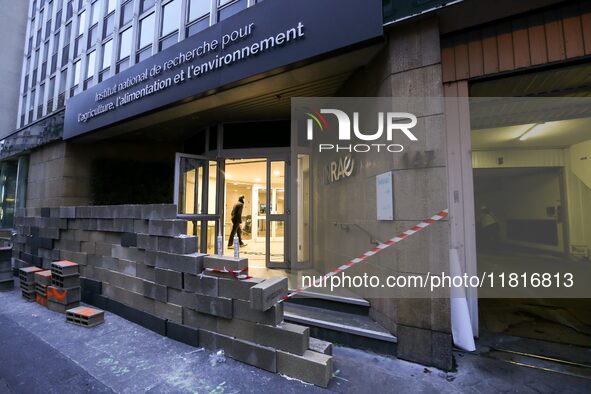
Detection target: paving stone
<box><xmin>183</xmin><ymin>273</ymin><xmax>218</xmax><ymax>296</ymax></box>
<box><xmin>276</xmin><ymin>350</ymin><xmax>333</xmax><ymax>387</ymax></box>
<box><xmin>196</xmin><ymin>294</ymin><xmax>232</xmax><ymax>319</ymax></box>
<box><xmin>233</xmin><ymin>299</ymin><xmax>283</xmax><ymax>326</ymax></box>
<box><xmin>249</xmin><ymin>277</ymin><xmax>288</xmax><ymax>311</ymax></box>
<box><xmin>203</xmin><ymin>255</ymin><xmax>248</xmax><ymax>272</ymax></box>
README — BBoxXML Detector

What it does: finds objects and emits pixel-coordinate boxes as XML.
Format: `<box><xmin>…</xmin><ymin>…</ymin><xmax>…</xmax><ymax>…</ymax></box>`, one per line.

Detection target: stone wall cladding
<box><xmin>12</xmin><ymin>204</ymin><xmax>333</xmax><ymax>387</ymax></box>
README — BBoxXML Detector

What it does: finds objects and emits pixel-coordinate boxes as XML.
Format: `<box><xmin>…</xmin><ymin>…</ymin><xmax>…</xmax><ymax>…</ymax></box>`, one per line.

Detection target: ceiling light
<box><xmin>226</xmin><ymin>173</ymin><xmax>232</xmax><ymax>179</ymax></box>
<box><xmin>273</xmin><ymin>170</ymin><xmax>281</xmax><ymax>176</ymax></box>
<box><xmin>255</xmin><ymin>177</ymin><xmax>261</xmax><ymax>182</ymax></box>
<box><xmin>518</xmin><ymin>123</ymin><xmax>547</xmax><ymax>141</ymax></box>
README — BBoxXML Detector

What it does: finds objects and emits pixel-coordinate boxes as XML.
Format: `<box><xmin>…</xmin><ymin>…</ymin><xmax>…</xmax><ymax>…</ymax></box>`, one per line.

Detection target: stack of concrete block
<box><xmin>12</xmin><ymin>205</ymin><xmax>334</xmax><ymax>387</ymax></box>
<box><xmin>19</xmin><ymin>266</ymin><xmax>42</xmax><ymax>301</ymax></box>
<box><xmin>47</xmin><ymin>260</ymin><xmax>80</xmax><ymax>313</ymax></box>
<box><xmin>66</xmin><ymin>306</ymin><xmax>105</xmax><ymax>328</ymax></box>
<box><xmin>34</xmin><ymin>270</ymin><xmax>52</xmax><ymax>306</ymax></box>
<box><xmin>0</xmin><ymin>244</ymin><xmax>13</xmax><ymax>291</ymax></box>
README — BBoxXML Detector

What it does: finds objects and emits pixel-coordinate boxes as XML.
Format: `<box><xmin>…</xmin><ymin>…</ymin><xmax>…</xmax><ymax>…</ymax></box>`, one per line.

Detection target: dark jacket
<box><xmin>231</xmin><ymin>199</ymin><xmax>244</xmax><ymax>224</ymax></box>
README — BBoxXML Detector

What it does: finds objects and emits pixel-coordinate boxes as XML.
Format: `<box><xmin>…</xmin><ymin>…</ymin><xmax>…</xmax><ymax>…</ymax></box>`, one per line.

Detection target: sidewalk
<box><xmin>0</xmin><ymin>285</ymin><xmax>590</xmax><ymax>393</ymax></box>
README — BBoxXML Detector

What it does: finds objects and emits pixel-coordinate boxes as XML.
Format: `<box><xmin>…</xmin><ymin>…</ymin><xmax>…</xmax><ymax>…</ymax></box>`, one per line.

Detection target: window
<box><xmin>107</xmin><ymin>0</ymin><xmax>117</xmax><ymax>14</ymax></box>
<box><xmin>90</xmin><ymin>1</ymin><xmax>100</xmax><ymax>25</ymax></box>
<box><xmin>74</xmin><ymin>35</ymin><xmax>83</xmax><ymax>57</ymax></box>
<box><xmin>218</xmin><ymin>0</ymin><xmax>246</xmax><ymax>21</ymax></box>
<box><xmin>55</xmin><ymin>10</ymin><xmax>62</xmax><ymax>28</ymax></box>
<box><xmin>78</xmin><ymin>10</ymin><xmax>86</xmax><ymax>35</ymax></box>
<box><xmin>121</xmin><ymin>1</ymin><xmax>133</xmax><ymax>26</ymax></box>
<box><xmin>188</xmin><ymin>0</ymin><xmax>209</xmax><ymax>22</ymax></box>
<box><xmin>45</xmin><ymin>19</ymin><xmax>52</xmax><ymax>39</ymax></box>
<box><xmin>102</xmin><ymin>39</ymin><xmax>113</xmax><ymax>69</ymax></box>
<box><xmin>139</xmin><ymin>13</ymin><xmax>155</xmax><ymax>49</ymax></box>
<box><xmin>48</xmin><ymin>76</ymin><xmax>56</xmax><ymax>108</ymax></box>
<box><xmin>86</xmin><ymin>50</ymin><xmax>96</xmax><ymax>79</ymax></box>
<box><xmin>59</xmin><ymin>69</ymin><xmax>67</xmax><ymax>93</ymax></box>
<box><xmin>141</xmin><ymin>0</ymin><xmax>155</xmax><ymax>13</ymax></box>
<box><xmin>66</xmin><ymin>1</ymin><xmax>73</xmax><ymax>20</ymax></box>
<box><xmin>187</xmin><ymin>17</ymin><xmax>209</xmax><ymax>37</ymax></box>
<box><xmin>159</xmin><ymin>34</ymin><xmax>177</xmax><ymax>50</ymax></box>
<box><xmin>103</xmin><ymin>13</ymin><xmax>114</xmax><ymax>38</ymax></box>
<box><xmin>88</xmin><ymin>24</ymin><xmax>98</xmax><ymax>47</ymax></box>
<box><xmin>118</xmin><ymin>27</ymin><xmax>132</xmax><ymax>60</ymax></box>
<box><xmin>161</xmin><ymin>0</ymin><xmax>181</xmax><ymax>37</ymax></box>
<box><xmin>73</xmin><ymin>60</ymin><xmax>81</xmax><ymax>85</ymax></box>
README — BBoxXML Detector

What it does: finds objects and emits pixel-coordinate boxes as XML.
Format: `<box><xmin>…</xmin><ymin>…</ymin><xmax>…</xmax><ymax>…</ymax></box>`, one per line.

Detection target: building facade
<box><xmin>3</xmin><ymin>0</ymin><xmax>591</xmax><ymax>376</ymax></box>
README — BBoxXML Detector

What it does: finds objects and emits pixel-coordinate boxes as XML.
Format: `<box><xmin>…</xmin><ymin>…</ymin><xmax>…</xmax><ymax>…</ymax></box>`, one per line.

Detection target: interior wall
<box><xmin>475</xmin><ymin>169</ymin><xmax>564</xmax><ymax>252</ymax></box>
<box><xmin>565</xmin><ymin>140</ymin><xmax>591</xmax><ymax>256</ymax></box>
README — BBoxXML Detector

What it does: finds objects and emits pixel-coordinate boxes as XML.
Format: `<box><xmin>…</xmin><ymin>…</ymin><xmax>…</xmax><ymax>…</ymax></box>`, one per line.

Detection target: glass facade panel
<box><xmin>102</xmin><ymin>39</ymin><xmax>112</xmax><ymax>69</ymax></box>
<box><xmin>86</xmin><ymin>50</ymin><xmax>96</xmax><ymax>78</ymax></box>
<box><xmin>139</xmin><ymin>13</ymin><xmax>155</xmax><ymax>49</ymax></box>
<box><xmin>118</xmin><ymin>27</ymin><xmax>132</xmax><ymax>60</ymax></box>
<box><xmin>188</xmin><ymin>0</ymin><xmax>210</xmax><ymax>22</ymax></box>
<box><xmin>161</xmin><ymin>0</ymin><xmax>181</xmax><ymax>37</ymax></box>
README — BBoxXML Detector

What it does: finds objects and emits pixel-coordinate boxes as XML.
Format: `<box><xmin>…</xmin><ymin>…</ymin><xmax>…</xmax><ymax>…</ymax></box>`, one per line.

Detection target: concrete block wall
<box><xmin>12</xmin><ymin>204</ymin><xmax>333</xmax><ymax>387</ymax></box>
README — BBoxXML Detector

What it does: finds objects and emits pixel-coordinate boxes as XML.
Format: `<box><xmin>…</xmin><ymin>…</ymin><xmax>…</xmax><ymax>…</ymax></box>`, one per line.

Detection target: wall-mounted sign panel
<box><xmin>376</xmin><ymin>171</ymin><xmax>394</xmax><ymax>220</ymax></box>
<box><xmin>64</xmin><ymin>0</ymin><xmax>383</xmax><ymax>139</ymax></box>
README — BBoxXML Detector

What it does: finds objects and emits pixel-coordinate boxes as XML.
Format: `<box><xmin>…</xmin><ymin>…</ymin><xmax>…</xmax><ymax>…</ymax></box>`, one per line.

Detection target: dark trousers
<box><xmin>228</xmin><ymin>222</ymin><xmax>242</xmax><ymax>246</ymax></box>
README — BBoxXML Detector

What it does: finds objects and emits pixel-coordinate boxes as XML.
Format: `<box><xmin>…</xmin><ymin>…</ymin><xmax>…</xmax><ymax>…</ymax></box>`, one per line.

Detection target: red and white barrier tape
<box><xmin>281</xmin><ymin>208</ymin><xmax>449</xmax><ymax>301</ymax></box>
<box><xmin>202</xmin><ymin>267</ymin><xmax>252</xmax><ymax>279</ymax></box>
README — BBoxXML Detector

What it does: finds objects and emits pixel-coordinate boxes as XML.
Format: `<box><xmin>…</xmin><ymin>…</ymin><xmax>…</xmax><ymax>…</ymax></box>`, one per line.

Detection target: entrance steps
<box><xmin>283</xmin><ymin>291</ymin><xmax>397</xmax><ymax>355</ymax></box>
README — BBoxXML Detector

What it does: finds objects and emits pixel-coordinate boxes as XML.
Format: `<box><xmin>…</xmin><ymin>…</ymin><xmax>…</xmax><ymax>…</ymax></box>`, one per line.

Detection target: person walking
<box><xmin>228</xmin><ymin>195</ymin><xmax>247</xmax><ymax>248</ymax></box>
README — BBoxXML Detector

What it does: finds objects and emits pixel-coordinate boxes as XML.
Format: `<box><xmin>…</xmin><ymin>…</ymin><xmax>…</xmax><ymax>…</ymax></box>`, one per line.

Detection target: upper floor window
<box><xmin>121</xmin><ymin>0</ymin><xmax>134</xmax><ymax>26</ymax></box>
<box><xmin>161</xmin><ymin>0</ymin><xmax>181</xmax><ymax>37</ymax></box>
<box><xmin>139</xmin><ymin>12</ymin><xmax>155</xmax><ymax>49</ymax></box>
<box><xmin>118</xmin><ymin>27</ymin><xmax>132</xmax><ymax>60</ymax></box>
<box><xmin>188</xmin><ymin>0</ymin><xmax>210</xmax><ymax>22</ymax></box>
<box><xmin>140</xmin><ymin>0</ymin><xmax>155</xmax><ymax>13</ymax></box>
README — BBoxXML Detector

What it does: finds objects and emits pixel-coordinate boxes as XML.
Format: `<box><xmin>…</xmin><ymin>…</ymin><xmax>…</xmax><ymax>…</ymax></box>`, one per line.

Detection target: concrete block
<box><xmin>141</xmin><ymin>204</ymin><xmax>177</xmax><ymax>220</ymax></box>
<box><xmin>136</xmin><ymin>263</ymin><xmax>155</xmax><ymax>282</ymax></box>
<box><xmin>166</xmin><ymin>321</ymin><xmax>199</xmax><ymax>347</ymax></box>
<box><xmin>216</xmin><ymin>317</ymin><xmax>256</xmax><ymax>342</ymax></box>
<box><xmin>51</xmin><ymin>260</ymin><xmax>80</xmax><ymax>276</ymax></box>
<box><xmin>154</xmin><ymin>268</ymin><xmax>183</xmax><ymax>289</ymax></box>
<box><xmin>219</xmin><ymin>277</ymin><xmax>263</xmax><ymax>301</ymax></box>
<box><xmin>182</xmin><ymin>307</ymin><xmax>217</xmax><ymax>331</ymax></box>
<box><xmin>0</xmin><ymin>271</ymin><xmax>13</xmax><ymax>281</ymax></box>
<box><xmin>249</xmin><ymin>277</ymin><xmax>288</xmax><ymax>312</ymax></box>
<box><xmin>80</xmin><ymin>241</ymin><xmax>96</xmax><ymax>254</ymax></box>
<box><xmin>148</xmin><ymin>219</ymin><xmax>187</xmax><ymax>237</ymax></box>
<box><xmin>184</xmin><ymin>273</ymin><xmax>218</xmax><ymax>296</ymax></box>
<box><xmin>34</xmin><ymin>270</ymin><xmax>52</xmax><ymax>286</ymax></box>
<box><xmin>396</xmin><ymin>324</ymin><xmax>432</xmax><ymax>366</ymax></box>
<box><xmin>141</xmin><ymin>280</ymin><xmax>167</xmax><ymax>302</ymax></box>
<box><xmin>116</xmin><ymin>259</ymin><xmax>137</xmax><ymax>276</ymax></box>
<box><xmin>203</xmin><ymin>255</ymin><xmax>247</xmax><ymax>272</ymax></box>
<box><xmin>157</xmin><ymin>236</ymin><xmax>197</xmax><ymax>254</ymax></box>
<box><xmin>144</xmin><ymin>250</ymin><xmax>158</xmax><ymax>267</ymax></box>
<box><xmin>51</xmin><ymin>274</ymin><xmax>80</xmax><ymax>289</ymax></box>
<box><xmin>254</xmin><ymin>322</ymin><xmax>309</xmax><ymax>356</ymax></box>
<box><xmin>233</xmin><ymin>299</ymin><xmax>283</xmax><ymax>326</ymax></box>
<box><xmin>232</xmin><ymin>337</ymin><xmax>277</xmax><ymax>373</ymax></box>
<box><xmin>276</xmin><ymin>350</ymin><xmax>333</xmax><ymax>387</ymax></box>
<box><xmin>167</xmin><ymin>288</ymin><xmax>196</xmax><ymax>308</ymax></box>
<box><xmin>47</xmin><ymin>286</ymin><xmax>81</xmax><ymax>304</ymax></box>
<box><xmin>137</xmin><ymin>234</ymin><xmax>158</xmax><ymax>251</ymax></box>
<box><xmin>48</xmin><ymin>300</ymin><xmax>80</xmax><ymax>314</ymax></box>
<box><xmin>198</xmin><ymin>329</ymin><xmax>234</xmax><ymax>353</ymax></box>
<box><xmin>101</xmin><ymin>257</ymin><xmax>119</xmax><ymax>271</ymax></box>
<box><xmin>134</xmin><ymin>219</ymin><xmax>149</xmax><ymax>233</ymax></box>
<box><xmin>59</xmin><ymin>206</ymin><xmax>76</xmax><ymax>218</ymax></box>
<box><xmin>19</xmin><ymin>266</ymin><xmax>43</xmax><ymax>283</ymax></box>
<box><xmin>102</xmin><ymin>284</ymin><xmax>155</xmax><ymax>314</ymax></box>
<box><xmin>59</xmin><ymin>250</ymin><xmax>88</xmax><ymax>266</ymax></box>
<box><xmin>155</xmin><ymin>301</ymin><xmax>182</xmax><ymax>324</ymax></box>
<box><xmin>0</xmin><ymin>279</ymin><xmax>14</xmax><ymax>291</ymax></box>
<box><xmin>431</xmin><ymin>331</ymin><xmax>453</xmax><ymax>371</ymax></box>
<box><xmin>196</xmin><ymin>294</ymin><xmax>232</xmax><ymax>319</ymax></box>
<box><xmin>309</xmin><ymin>338</ymin><xmax>333</xmax><ymax>355</ymax></box>
<box><xmin>155</xmin><ymin>251</ymin><xmax>205</xmax><ymax>274</ymax></box>
<box><xmin>121</xmin><ymin>232</ymin><xmax>138</xmax><ymax>247</ymax></box>
<box><xmin>111</xmin><ymin>245</ymin><xmax>145</xmax><ymax>262</ymax></box>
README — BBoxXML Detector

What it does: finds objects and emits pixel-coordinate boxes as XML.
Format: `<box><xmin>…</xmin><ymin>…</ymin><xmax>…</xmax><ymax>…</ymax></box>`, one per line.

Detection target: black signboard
<box><xmin>64</xmin><ymin>0</ymin><xmax>383</xmax><ymax>139</ymax></box>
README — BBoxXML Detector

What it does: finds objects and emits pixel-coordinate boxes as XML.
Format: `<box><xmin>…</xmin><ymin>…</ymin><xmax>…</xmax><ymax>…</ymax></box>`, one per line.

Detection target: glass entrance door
<box><xmin>223</xmin><ymin>158</ymin><xmax>289</xmax><ymax>269</ymax></box>
<box><xmin>174</xmin><ymin>153</ymin><xmax>220</xmax><ymax>254</ymax></box>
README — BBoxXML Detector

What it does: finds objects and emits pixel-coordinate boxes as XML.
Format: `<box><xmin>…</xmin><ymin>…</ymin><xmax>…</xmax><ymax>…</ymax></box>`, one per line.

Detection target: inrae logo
<box><xmin>306</xmin><ymin>109</ymin><xmax>418</xmax><ymax>152</ymax></box>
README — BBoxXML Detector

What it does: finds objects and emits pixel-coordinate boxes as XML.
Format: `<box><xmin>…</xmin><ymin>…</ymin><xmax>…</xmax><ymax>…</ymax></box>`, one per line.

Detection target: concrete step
<box><xmin>285</xmin><ymin>290</ymin><xmax>370</xmax><ymax>316</ymax></box>
<box><xmin>283</xmin><ymin>303</ymin><xmax>396</xmax><ymax>356</ymax></box>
